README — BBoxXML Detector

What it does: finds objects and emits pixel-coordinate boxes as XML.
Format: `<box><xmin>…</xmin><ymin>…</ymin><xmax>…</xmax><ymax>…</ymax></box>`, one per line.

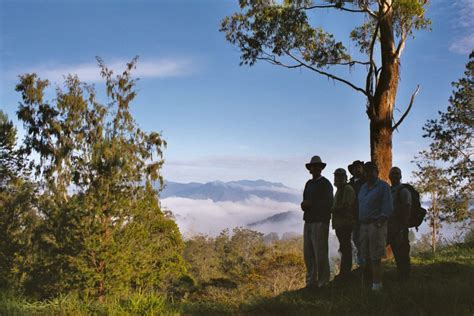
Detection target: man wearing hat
<box><xmin>301</xmin><ymin>156</ymin><xmax>334</xmax><ymax>288</ymax></box>
<box><xmin>332</xmin><ymin>168</ymin><xmax>356</xmax><ymax>280</ymax></box>
<box><xmin>348</xmin><ymin>160</ymin><xmax>365</xmax><ymax>269</ymax></box>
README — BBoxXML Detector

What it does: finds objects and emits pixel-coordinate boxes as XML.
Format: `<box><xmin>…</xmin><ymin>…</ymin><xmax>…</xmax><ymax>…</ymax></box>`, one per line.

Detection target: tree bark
<box><xmin>370</xmin><ymin>0</ymin><xmax>399</xmax><ymax>181</ymax></box>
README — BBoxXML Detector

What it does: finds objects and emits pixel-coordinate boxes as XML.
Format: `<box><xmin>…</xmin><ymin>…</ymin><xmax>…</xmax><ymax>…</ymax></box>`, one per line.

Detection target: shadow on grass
<box><xmin>239</xmin><ymin>261</ymin><xmax>474</xmax><ymax>316</ymax></box>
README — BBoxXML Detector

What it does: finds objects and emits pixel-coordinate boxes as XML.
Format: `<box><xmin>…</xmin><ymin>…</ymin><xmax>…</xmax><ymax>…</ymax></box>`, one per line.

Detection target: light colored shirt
<box><xmin>358</xmin><ymin>179</ymin><xmax>394</xmax><ymax>221</ymax></box>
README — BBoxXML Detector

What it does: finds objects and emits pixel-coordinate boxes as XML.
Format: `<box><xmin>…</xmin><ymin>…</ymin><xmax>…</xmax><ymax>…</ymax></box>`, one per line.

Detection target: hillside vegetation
<box><xmin>1</xmin><ymin>237</ymin><xmax>473</xmax><ymax>315</ymax></box>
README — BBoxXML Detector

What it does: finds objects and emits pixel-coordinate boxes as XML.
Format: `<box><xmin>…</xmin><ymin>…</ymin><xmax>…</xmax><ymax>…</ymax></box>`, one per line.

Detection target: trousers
<box><xmin>304</xmin><ymin>222</ymin><xmax>330</xmax><ymax>287</ymax></box>
<box><xmin>335</xmin><ymin>226</ymin><xmax>353</xmax><ymax>276</ymax></box>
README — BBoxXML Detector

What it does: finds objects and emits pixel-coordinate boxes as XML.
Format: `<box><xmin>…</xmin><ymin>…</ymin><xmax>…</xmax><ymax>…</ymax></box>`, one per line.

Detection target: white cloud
<box><xmin>7</xmin><ymin>58</ymin><xmax>194</xmax><ymax>83</ymax></box>
<box><xmin>161</xmin><ymin>196</ymin><xmax>300</xmax><ymax>237</ymax></box>
<box><xmin>449</xmin><ymin>34</ymin><xmax>474</xmax><ymax>55</ymax></box>
<box><xmin>161</xmin><ymin>196</ymin><xmax>340</xmax><ymax>263</ymax></box>
<box><xmin>455</xmin><ymin>0</ymin><xmax>474</xmax><ymax>28</ymax></box>
<box><xmin>450</xmin><ymin>0</ymin><xmax>474</xmax><ymax>54</ymax></box>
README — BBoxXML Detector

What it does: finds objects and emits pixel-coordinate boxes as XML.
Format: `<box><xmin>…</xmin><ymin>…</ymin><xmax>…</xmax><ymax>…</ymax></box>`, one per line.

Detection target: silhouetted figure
<box><xmin>388</xmin><ymin>167</ymin><xmax>412</xmax><ymax>281</ymax></box>
<box><xmin>301</xmin><ymin>156</ymin><xmax>333</xmax><ymax>288</ymax></box>
<box><xmin>358</xmin><ymin>162</ymin><xmax>393</xmax><ymax>291</ymax></box>
<box><xmin>348</xmin><ymin>160</ymin><xmax>365</xmax><ymax>267</ymax></box>
<box><xmin>332</xmin><ymin>168</ymin><xmax>356</xmax><ymax>280</ymax></box>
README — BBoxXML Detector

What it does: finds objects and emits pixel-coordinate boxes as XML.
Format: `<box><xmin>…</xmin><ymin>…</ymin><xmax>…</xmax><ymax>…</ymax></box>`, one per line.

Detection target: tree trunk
<box><xmin>431</xmin><ymin>191</ymin><xmax>437</xmax><ymax>253</ymax></box>
<box><xmin>370</xmin><ymin>0</ymin><xmax>399</xmax><ymax>181</ymax></box>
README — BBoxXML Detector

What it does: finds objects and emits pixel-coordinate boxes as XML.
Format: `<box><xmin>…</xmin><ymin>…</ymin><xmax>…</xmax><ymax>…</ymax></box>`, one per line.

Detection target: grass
<box><xmin>1</xmin><ymin>241</ymin><xmax>473</xmax><ymax>315</ymax></box>
<box><xmin>179</xmin><ymin>241</ymin><xmax>474</xmax><ymax>315</ymax></box>
<box><xmin>0</xmin><ymin>292</ymin><xmax>178</xmax><ymax>315</ymax></box>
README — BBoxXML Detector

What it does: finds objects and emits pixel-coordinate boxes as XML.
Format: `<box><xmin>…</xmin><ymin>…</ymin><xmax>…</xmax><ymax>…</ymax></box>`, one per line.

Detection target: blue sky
<box><xmin>1</xmin><ymin>0</ymin><xmax>473</xmax><ymax>189</ymax></box>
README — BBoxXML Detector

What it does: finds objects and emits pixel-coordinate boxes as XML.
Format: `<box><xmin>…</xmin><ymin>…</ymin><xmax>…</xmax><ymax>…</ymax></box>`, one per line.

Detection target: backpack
<box><xmin>398</xmin><ymin>183</ymin><xmax>427</xmax><ymax>231</ymax></box>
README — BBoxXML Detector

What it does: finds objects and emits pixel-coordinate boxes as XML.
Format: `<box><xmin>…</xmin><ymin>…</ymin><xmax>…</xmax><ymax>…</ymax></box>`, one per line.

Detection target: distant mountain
<box><xmin>160</xmin><ymin>180</ymin><xmax>301</xmax><ymax>203</ymax></box>
<box><xmin>247</xmin><ymin>211</ymin><xmax>300</xmax><ymax>227</ymax></box>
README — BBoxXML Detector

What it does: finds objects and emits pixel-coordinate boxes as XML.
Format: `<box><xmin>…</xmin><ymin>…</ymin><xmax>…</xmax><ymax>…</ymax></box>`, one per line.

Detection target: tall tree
<box><xmin>413</xmin><ymin>52</ymin><xmax>473</xmax><ymax>252</ymax></box>
<box><xmin>422</xmin><ymin>51</ymin><xmax>473</xmax><ymax>221</ymax></box>
<box><xmin>0</xmin><ymin>111</ymin><xmax>38</xmax><ymax>289</ymax></box>
<box><xmin>15</xmin><ymin>58</ymin><xmax>186</xmax><ymax>299</ymax></box>
<box><xmin>221</xmin><ymin>0</ymin><xmax>430</xmax><ymax>179</ymax></box>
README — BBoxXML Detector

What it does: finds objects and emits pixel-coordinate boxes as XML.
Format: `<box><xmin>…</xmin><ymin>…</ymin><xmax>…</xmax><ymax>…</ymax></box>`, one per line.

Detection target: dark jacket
<box><xmin>303</xmin><ymin>176</ymin><xmax>334</xmax><ymax>223</ymax></box>
<box><xmin>349</xmin><ymin>177</ymin><xmax>365</xmax><ymax>220</ymax></box>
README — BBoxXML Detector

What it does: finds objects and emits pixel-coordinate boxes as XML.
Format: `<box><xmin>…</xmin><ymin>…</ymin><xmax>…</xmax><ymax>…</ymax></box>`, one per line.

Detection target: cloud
<box><xmin>161</xmin><ymin>196</ymin><xmax>340</xmax><ymax>263</ymax></box>
<box><xmin>449</xmin><ymin>34</ymin><xmax>474</xmax><ymax>55</ymax></box>
<box><xmin>161</xmin><ymin>196</ymin><xmax>301</xmax><ymax>237</ymax></box>
<box><xmin>7</xmin><ymin>58</ymin><xmax>194</xmax><ymax>83</ymax></box>
<box><xmin>449</xmin><ymin>0</ymin><xmax>474</xmax><ymax>54</ymax></box>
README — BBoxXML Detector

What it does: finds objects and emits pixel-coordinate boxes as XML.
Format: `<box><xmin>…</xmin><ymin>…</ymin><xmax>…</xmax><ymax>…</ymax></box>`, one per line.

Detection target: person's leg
<box><xmin>315</xmin><ymin>222</ymin><xmax>330</xmax><ymax>287</ymax></box>
<box><xmin>303</xmin><ymin>222</ymin><xmax>316</xmax><ymax>286</ymax></box>
<box><xmin>369</xmin><ymin>221</ymin><xmax>387</xmax><ymax>290</ymax></box>
<box><xmin>387</xmin><ymin>222</ymin><xmax>401</xmax><ymax>277</ymax></box>
<box><xmin>352</xmin><ymin>222</ymin><xmax>363</xmax><ymax>266</ymax></box>
<box><xmin>359</xmin><ymin>223</ymin><xmax>369</xmax><ymax>276</ymax></box>
<box><xmin>372</xmin><ymin>259</ymin><xmax>382</xmax><ymax>286</ymax></box>
<box><xmin>335</xmin><ymin>228</ymin><xmax>344</xmax><ymax>276</ymax></box>
<box><xmin>340</xmin><ymin>227</ymin><xmax>353</xmax><ymax>276</ymax></box>
<box><xmin>398</xmin><ymin>228</ymin><xmax>411</xmax><ymax>280</ymax></box>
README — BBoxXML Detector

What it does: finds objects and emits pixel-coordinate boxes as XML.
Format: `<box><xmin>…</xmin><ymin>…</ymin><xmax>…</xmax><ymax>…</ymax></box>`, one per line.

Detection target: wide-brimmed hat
<box><xmin>306</xmin><ymin>155</ymin><xmax>326</xmax><ymax>170</ymax></box>
<box><xmin>348</xmin><ymin>160</ymin><xmax>364</xmax><ymax>173</ymax></box>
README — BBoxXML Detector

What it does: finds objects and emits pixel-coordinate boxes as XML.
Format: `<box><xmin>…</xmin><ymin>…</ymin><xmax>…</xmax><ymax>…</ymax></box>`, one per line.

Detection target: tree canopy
<box><xmin>221</xmin><ymin>0</ymin><xmax>430</xmax><ymax>179</ymax></box>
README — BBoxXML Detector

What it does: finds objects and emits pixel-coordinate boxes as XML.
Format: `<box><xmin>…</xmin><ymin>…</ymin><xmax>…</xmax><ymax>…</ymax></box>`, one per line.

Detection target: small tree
<box><xmin>15</xmin><ymin>58</ymin><xmax>186</xmax><ymax>299</ymax></box>
<box><xmin>412</xmin><ymin>150</ymin><xmax>449</xmax><ymax>253</ymax></box>
<box><xmin>221</xmin><ymin>0</ymin><xmax>430</xmax><ymax>179</ymax></box>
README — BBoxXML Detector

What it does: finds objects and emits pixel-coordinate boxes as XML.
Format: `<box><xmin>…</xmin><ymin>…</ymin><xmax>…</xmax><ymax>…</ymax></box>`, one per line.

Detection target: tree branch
<box><xmin>365</xmin><ymin>19</ymin><xmax>381</xmax><ymax>119</ymax></box>
<box><xmin>395</xmin><ymin>23</ymin><xmax>411</xmax><ymax>58</ymax></box>
<box><xmin>256</xmin><ymin>56</ymin><xmax>303</xmax><ymax>69</ymax></box>
<box><xmin>284</xmin><ymin>50</ymin><xmax>368</xmax><ymax>97</ymax></box>
<box><xmin>300</xmin><ymin>3</ymin><xmax>377</xmax><ymax>17</ymax></box>
<box><xmin>326</xmin><ymin>60</ymin><xmax>371</xmax><ymax>66</ymax></box>
<box><xmin>392</xmin><ymin>85</ymin><xmax>421</xmax><ymax>131</ymax></box>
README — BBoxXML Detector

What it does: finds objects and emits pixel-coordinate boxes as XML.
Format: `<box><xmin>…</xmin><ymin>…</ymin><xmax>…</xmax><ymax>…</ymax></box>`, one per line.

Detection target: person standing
<box><xmin>332</xmin><ymin>168</ymin><xmax>356</xmax><ymax>280</ymax></box>
<box><xmin>301</xmin><ymin>156</ymin><xmax>333</xmax><ymax>288</ymax></box>
<box><xmin>348</xmin><ymin>160</ymin><xmax>365</xmax><ymax>268</ymax></box>
<box><xmin>358</xmin><ymin>162</ymin><xmax>393</xmax><ymax>291</ymax></box>
<box><xmin>388</xmin><ymin>167</ymin><xmax>412</xmax><ymax>281</ymax></box>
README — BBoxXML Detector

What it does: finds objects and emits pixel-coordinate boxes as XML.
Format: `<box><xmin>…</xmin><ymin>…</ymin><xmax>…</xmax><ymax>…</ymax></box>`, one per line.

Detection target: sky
<box><xmin>1</xmin><ymin>0</ymin><xmax>473</xmax><ymax>190</ymax></box>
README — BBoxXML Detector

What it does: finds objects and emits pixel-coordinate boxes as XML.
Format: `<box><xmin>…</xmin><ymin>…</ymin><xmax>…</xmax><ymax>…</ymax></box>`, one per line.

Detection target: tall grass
<box><xmin>0</xmin><ymin>291</ymin><xmax>176</xmax><ymax>315</ymax></box>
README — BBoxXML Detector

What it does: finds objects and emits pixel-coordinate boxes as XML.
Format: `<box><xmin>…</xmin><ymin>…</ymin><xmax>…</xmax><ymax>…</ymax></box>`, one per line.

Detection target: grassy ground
<box><xmin>1</xmin><ymin>241</ymin><xmax>473</xmax><ymax>315</ymax></box>
<box><xmin>180</xmin><ymin>241</ymin><xmax>474</xmax><ymax>315</ymax></box>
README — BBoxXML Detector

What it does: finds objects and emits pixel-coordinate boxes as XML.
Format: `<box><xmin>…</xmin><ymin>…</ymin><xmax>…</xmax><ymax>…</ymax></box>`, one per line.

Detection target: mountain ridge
<box><xmin>160</xmin><ymin>179</ymin><xmax>301</xmax><ymax>203</ymax></box>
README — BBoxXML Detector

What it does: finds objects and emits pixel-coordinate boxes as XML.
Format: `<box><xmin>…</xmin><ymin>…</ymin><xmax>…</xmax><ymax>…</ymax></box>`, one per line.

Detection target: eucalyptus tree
<box><xmin>221</xmin><ymin>0</ymin><xmax>430</xmax><ymax>179</ymax></box>
<box><xmin>15</xmin><ymin>58</ymin><xmax>186</xmax><ymax>298</ymax></box>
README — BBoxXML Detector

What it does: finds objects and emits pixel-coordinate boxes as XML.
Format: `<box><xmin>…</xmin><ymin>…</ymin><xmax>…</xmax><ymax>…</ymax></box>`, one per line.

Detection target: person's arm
<box><xmin>342</xmin><ymin>185</ymin><xmax>356</xmax><ymax>210</ymax></box>
<box><xmin>380</xmin><ymin>182</ymin><xmax>394</xmax><ymax>220</ymax></box>
<box><xmin>301</xmin><ymin>182</ymin><xmax>311</xmax><ymax>212</ymax></box>
<box><xmin>331</xmin><ymin>189</ymin><xmax>338</xmax><ymax>215</ymax></box>
<box><xmin>399</xmin><ymin>187</ymin><xmax>412</xmax><ymax>228</ymax></box>
<box><xmin>326</xmin><ymin>180</ymin><xmax>334</xmax><ymax>212</ymax></box>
